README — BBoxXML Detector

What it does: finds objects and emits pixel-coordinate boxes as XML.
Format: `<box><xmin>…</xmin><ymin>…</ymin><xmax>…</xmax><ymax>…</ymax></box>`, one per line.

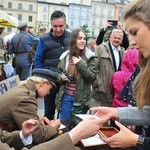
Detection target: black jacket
<box><xmin>41</xmin><ymin>30</ymin><xmax>70</xmax><ymax>71</ymax></box>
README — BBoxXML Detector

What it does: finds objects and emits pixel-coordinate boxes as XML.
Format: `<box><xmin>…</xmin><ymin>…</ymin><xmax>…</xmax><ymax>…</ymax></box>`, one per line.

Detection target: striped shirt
<box><xmin>65</xmin><ymin>59</ymin><xmax>76</xmax><ymax>96</ymax></box>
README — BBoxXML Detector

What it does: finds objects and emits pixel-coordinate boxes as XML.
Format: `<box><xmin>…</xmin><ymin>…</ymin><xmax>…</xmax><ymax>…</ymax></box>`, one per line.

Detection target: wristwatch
<box><xmin>136</xmin><ymin>135</ymin><xmax>145</xmax><ymax>150</ymax></box>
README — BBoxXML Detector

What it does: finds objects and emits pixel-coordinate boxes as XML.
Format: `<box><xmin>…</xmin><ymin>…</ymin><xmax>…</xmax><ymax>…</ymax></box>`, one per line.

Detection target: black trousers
<box><xmin>44</xmin><ymin>83</ymin><xmax>60</xmax><ymax>120</ymax></box>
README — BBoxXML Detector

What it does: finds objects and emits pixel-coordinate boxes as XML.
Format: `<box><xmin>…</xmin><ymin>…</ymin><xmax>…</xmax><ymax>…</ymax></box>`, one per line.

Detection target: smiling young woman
<box><xmin>56</xmin><ymin>29</ymin><xmax>98</xmax><ymax>121</ymax></box>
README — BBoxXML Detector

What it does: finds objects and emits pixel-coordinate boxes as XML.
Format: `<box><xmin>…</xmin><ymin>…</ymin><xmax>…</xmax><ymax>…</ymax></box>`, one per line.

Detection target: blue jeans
<box><xmin>59</xmin><ymin>93</ymin><xmax>75</xmax><ymax>121</ymax></box>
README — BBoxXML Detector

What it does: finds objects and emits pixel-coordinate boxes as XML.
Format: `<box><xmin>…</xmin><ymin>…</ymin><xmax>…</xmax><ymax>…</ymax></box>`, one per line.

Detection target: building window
<box><xmin>18</xmin><ymin>3</ymin><xmax>22</xmax><ymax>10</ymax></box>
<box><xmin>7</xmin><ymin>27</ymin><xmax>12</xmax><ymax>32</ymax></box>
<box><xmin>61</xmin><ymin>8</ymin><xmax>64</xmax><ymax>12</ymax></box>
<box><xmin>8</xmin><ymin>2</ymin><xmax>12</xmax><ymax>8</ymax></box>
<box><xmin>79</xmin><ymin>19</ymin><xmax>81</xmax><ymax>27</ymax></box>
<box><xmin>71</xmin><ymin>10</ymin><xmax>74</xmax><ymax>16</ymax></box>
<box><xmin>43</xmin><ymin>14</ymin><xmax>48</xmax><ymax>22</ymax></box>
<box><xmin>92</xmin><ymin>6</ymin><xmax>96</xmax><ymax>14</ymax></box>
<box><xmin>86</xmin><ymin>10</ymin><xmax>89</xmax><ymax>18</ymax></box>
<box><xmin>119</xmin><ymin>8</ymin><xmax>123</xmax><ymax>14</ymax></box>
<box><xmin>28</xmin><ymin>16</ymin><xmax>32</xmax><ymax>22</ymax></box>
<box><xmin>108</xmin><ymin>9</ymin><xmax>112</xmax><ymax>17</ymax></box>
<box><xmin>118</xmin><ymin>15</ymin><xmax>122</xmax><ymax>21</ymax></box>
<box><xmin>99</xmin><ymin>19</ymin><xmax>102</xmax><ymax>26</ymax></box>
<box><xmin>92</xmin><ymin>18</ymin><xmax>95</xmax><ymax>25</ymax></box>
<box><xmin>100</xmin><ymin>7</ymin><xmax>104</xmax><ymax>16</ymax></box>
<box><xmin>53</xmin><ymin>7</ymin><xmax>57</xmax><ymax>11</ymax></box>
<box><xmin>70</xmin><ymin>19</ymin><xmax>74</xmax><ymax>26</ymax></box>
<box><xmin>18</xmin><ymin>14</ymin><xmax>22</xmax><ymax>21</ymax></box>
<box><xmin>43</xmin><ymin>5</ymin><xmax>48</xmax><ymax>12</ymax></box>
<box><xmin>29</xmin><ymin>4</ymin><xmax>33</xmax><ymax>11</ymax></box>
<box><xmin>108</xmin><ymin>0</ymin><xmax>115</xmax><ymax>3</ymax></box>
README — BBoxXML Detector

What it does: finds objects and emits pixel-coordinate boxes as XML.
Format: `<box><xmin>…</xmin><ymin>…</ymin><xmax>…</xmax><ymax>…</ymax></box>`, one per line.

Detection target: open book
<box><xmin>75</xmin><ymin>114</ymin><xmax>106</xmax><ymax>147</ymax></box>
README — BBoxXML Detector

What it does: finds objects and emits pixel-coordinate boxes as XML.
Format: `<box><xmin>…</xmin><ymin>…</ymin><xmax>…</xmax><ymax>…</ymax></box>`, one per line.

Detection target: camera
<box><xmin>108</xmin><ymin>20</ymin><xmax>118</xmax><ymax>30</ymax></box>
<box><xmin>63</xmin><ymin>70</ymin><xmax>73</xmax><ymax>82</ymax></box>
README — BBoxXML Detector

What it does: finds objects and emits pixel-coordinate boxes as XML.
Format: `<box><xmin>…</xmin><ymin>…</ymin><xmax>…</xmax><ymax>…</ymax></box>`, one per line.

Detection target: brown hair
<box><xmin>68</xmin><ymin>29</ymin><xmax>87</xmax><ymax>80</ymax></box>
<box><xmin>69</xmin><ymin>29</ymin><xmax>87</xmax><ymax>58</ymax></box>
<box><xmin>123</xmin><ymin>0</ymin><xmax>150</xmax><ymax>28</ymax></box>
<box><xmin>123</xmin><ymin>0</ymin><xmax>150</xmax><ymax>109</ymax></box>
<box><xmin>134</xmin><ymin>53</ymin><xmax>150</xmax><ymax>109</ymax></box>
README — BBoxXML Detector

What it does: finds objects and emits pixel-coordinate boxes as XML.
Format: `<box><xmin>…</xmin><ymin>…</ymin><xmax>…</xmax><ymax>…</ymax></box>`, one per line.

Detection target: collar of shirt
<box><xmin>110</xmin><ymin>42</ymin><xmax>121</xmax><ymax>51</ymax></box>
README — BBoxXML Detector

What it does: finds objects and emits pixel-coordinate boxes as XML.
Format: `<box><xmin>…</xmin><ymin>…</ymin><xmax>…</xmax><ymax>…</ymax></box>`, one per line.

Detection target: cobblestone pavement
<box><xmin>37</xmin><ymin>98</ymin><xmax>44</xmax><ymax>118</ymax></box>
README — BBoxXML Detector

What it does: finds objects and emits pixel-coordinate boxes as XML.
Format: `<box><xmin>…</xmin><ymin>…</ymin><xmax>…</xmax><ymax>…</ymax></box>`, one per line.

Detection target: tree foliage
<box><xmin>80</xmin><ymin>24</ymin><xmax>92</xmax><ymax>42</ymax></box>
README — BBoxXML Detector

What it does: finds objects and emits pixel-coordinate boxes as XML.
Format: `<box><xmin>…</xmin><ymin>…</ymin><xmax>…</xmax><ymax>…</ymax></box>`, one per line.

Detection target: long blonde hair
<box><xmin>123</xmin><ymin>0</ymin><xmax>150</xmax><ymax>109</ymax></box>
<box><xmin>134</xmin><ymin>54</ymin><xmax>150</xmax><ymax>109</ymax></box>
<box><xmin>123</xmin><ymin>0</ymin><xmax>150</xmax><ymax>26</ymax></box>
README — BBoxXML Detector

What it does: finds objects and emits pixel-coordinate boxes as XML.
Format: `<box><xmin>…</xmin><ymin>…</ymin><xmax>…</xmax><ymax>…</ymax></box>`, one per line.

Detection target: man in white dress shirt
<box><xmin>91</xmin><ymin>29</ymin><xmax>125</xmax><ymax>107</ymax></box>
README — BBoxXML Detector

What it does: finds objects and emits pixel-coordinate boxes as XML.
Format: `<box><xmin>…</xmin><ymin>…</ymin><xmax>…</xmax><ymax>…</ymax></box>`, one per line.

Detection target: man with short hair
<box><xmin>34</xmin><ymin>10</ymin><xmax>70</xmax><ymax>120</ymax></box>
<box><xmin>91</xmin><ymin>29</ymin><xmax>125</xmax><ymax>107</ymax></box>
<box><xmin>39</xmin><ymin>26</ymin><xmax>47</xmax><ymax>36</ymax></box>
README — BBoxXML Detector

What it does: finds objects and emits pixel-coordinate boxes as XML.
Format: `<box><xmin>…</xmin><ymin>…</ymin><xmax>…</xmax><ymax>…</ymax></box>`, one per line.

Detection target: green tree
<box><xmin>81</xmin><ymin>24</ymin><xmax>92</xmax><ymax>44</ymax></box>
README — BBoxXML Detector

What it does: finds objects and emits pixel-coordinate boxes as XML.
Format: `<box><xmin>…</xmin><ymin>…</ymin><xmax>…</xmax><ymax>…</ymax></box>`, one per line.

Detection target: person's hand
<box><xmin>72</xmin><ymin>56</ymin><xmax>81</xmax><ymax>64</ymax></box>
<box><xmin>104</xmin><ymin>21</ymin><xmax>113</xmax><ymax>31</ymax></box>
<box><xmin>50</xmin><ymin>119</ymin><xmax>61</xmax><ymax>129</ymax></box>
<box><xmin>102</xmin><ymin>121</ymin><xmax>139</xmax><ymax>148</ymax></box>
<box><xmin>39</xmin><ymin>117</ymin><xmax>61</xmax><ymax>129</ymax></box>
<box><xmin>69</xmin><ymin>116</ymin><xmax>105</xmax><ymax>144</ymax></box>
<box><xmin>90</xmin><ymin>107</ymin><xmax>119</xmax><ymax>121</ymax></box>
<box><xmin>39</xmin><ymin>116</ymin><xmax>51</xmax><ymax>125</ymax></box>
<box><xmin>61</xmin><ymin>72</ymin><xmax>70</xmax><ymax>82</ymax></box>
<box><xmin>117</xmin><ymin>22</ymin><xmax>123</xmax><ymax>30</ymax></box>
<box><xmin>22</xmin><ymin>119</ymin><xmax>39</xmax><ymax>138</ymax></box>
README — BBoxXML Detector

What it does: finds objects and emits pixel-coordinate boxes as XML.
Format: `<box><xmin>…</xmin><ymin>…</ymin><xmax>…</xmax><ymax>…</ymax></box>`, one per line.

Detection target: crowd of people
<box><xmin>0</xmin><ymin>0</ymin><xmax>150</xmax><ymax>149</ymax></box>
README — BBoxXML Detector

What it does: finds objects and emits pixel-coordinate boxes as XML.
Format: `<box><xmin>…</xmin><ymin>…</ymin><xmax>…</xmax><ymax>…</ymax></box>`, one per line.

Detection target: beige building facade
<box><xmin>91</xmin><ymin>1</ymin><xmax>115</xmax><ymax>37</ymax></box>
<box><xmin>1</xmin><ymin>0</ymin><xmax>130</xmax><ymax>36</ymax></box>
<box><xmin>1</xmin><ymin>0</ymin><xmax>38</xmax><ymax>33</ymax></box>
<box><xmin>37</xmin><ymin>0</ymin><xmax>69</xmax><ymax>32</ymax></box>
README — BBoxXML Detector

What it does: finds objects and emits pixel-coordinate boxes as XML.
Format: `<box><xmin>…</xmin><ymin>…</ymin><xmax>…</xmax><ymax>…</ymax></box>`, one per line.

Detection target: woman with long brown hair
<box><xmin>90</xmin><ymin>0</ymin><xmax>150</xmax><ymax>150</ymax></box>
<box><xmin>56</xmin><ymin>29</ymin><xmax>98</xmax><ymax>121</ymax></box>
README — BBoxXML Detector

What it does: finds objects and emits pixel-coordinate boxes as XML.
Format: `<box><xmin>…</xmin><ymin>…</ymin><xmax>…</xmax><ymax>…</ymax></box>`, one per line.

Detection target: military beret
<box><xmin>32</xmin><ymin>68</ymin><xmax>58</xmax><ymax>87</ymax></box>
<box><xmin>17</xmin><ymin>23</ymin><xmax>28</xmax><ymax>30</ymax></box>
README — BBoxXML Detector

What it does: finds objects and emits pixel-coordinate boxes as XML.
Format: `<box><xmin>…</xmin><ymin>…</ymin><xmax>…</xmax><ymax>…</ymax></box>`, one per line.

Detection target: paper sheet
<box><xmin>58</xmin><ymin>124</ymin><xmax>66</xmax><ymax>130</ymax></box>
<box><xmin>81</xmin><ymin>134</ymin><xmax>106</xmax><ymax>147</ymax></box>
<box><xmin>76</xmin><ymin>114</ymin><xmax>106</xmax><ymax>147</ymax></box>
